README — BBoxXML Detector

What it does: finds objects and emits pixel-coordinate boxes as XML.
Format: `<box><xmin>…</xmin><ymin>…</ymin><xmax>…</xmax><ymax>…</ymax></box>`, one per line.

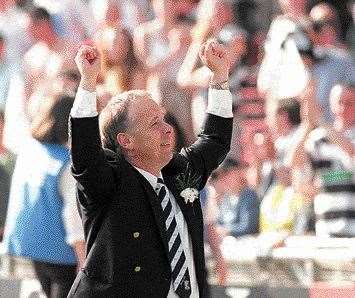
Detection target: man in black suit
<box><xmin>68</xmin><ymin>40</ymin><xmax>233</xmax><ymax>297</ymax></box>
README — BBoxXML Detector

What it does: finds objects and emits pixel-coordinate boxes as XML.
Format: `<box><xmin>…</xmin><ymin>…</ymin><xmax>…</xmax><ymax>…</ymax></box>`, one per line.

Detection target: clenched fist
<box><xmin>199</xmin><ymin>39</ymin><xmax>231</xmax><ymax>83</ymax></box>
<box><xmin>75</xmin><ymin>45</ymin><xmax>101</xmax><ymax>92</ymax></box>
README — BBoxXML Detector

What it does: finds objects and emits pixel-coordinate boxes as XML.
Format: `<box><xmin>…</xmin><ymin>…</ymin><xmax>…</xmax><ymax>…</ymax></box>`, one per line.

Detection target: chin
<box><xmin>161</xmin><ymin>151</ymin><xmax>173</xmax><ymax>167</ymax></box>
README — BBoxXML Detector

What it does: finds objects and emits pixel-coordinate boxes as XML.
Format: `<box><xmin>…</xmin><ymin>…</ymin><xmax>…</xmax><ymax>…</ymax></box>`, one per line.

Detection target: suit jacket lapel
<box><xmin>135</xmin><ymin>171</ymin><xmax>170</xmax><ymax>261</ymax></box>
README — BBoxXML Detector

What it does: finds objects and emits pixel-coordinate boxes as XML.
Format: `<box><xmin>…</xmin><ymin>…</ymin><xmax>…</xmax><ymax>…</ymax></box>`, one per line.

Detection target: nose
<box><xmin>164</xmin><ymin>122</ymin><xmax>173</xmax><ymax>135</ymax></box>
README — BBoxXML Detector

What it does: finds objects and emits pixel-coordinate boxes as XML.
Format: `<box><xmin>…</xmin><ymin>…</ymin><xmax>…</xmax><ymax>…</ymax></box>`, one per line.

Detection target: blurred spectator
<box><xmin>90</xmin><ymin>0</ymin><xmax>150</xmax><ymax>33</ymax></box>
<box><xmin>33</xmin><ymin>0</ymin><xmax>98</xmax><ymax>42</ymax></box>
<box><xmin>257</xmin><ymin>16</ymin><xmax>310</xmax><ymax>104</ymax></box>
<box><xmin>27</xmin><ymin>69</ymin><xmax>81</xmax><ymax>119</ymax></box>
<box><xmin>270</xmin><ymin>98</ymin><xmax>301</xmax><ymax>164</ymax></box>
<box><xmin>259</xmin><ymin>164</ymin><xmax>304</xmax><ymax>235</ymax></box>
<box><xmin>0</xmin><ymin>110</ymin><xmax>14</xmax><ymax>241</ymax></box>
<box><xmin>200</xmin><ymin>0</ymin><xmax>234</xmax><ymax>35</ymax></box>
<box><xmin>0</xmin><ymin>32</ymin><xmax>10</xmax><ymax>111</ymax></box>
<box><xmin>248</xmin><ymin>131</ymin><xmax>276</xmax><ymax>199</ymax></box>
<box><xmin>207</xmin><ymin>158</ymin><xmax>260</xmax><ymax>238</ymax></box>
<box><xmin>346</xmin><ymin>1</ymin><xmax>355</xmax><ymax>58</ymax></box>
<box><xmin>309</xmin><ymin>3</ymin><xmax>345</xmax><ymax>50</ymax></box>
<box><xmin>134</xmin><ymin>0</ymin><xmax>195</xmax><ymax>144</ymax></box>
<box><xmin>205</xmin><ymin>158</ymin><xmax>259</xmax><ymax>284</ymax></box>
<box><xmin>0</xmin><ymin>0</ymin><xmax>31</xmax><ymax>68</ymax></box>
<box><xmin>291</xmin><ymin>82</ymin><xmax>355</xmax><ymax>237</ymax></box>
<box><xmin>99</xmin><ymin>17</ymin><xmax>146</xmax><ymax>94</ymax></box>
<box><xmin>277</xmin><ymin>0</ymin><xmax>308</xmax><ymax>21</ymax></box>
<box><xmin>261</xmin><ymin>23</ymin><xmax>355</xmax><ymax>123</ymax></box>
<box><xmin>297</xmin><ymin>28</ymin><xmax>355</xmax><ymax>122</ymax></box>
<box><xmin>2</xmin><ymin>94</ymin><xmax>85</xmax><ymax>298</ymax></box>
<box><xmin>23</xmin><ymin>6</ymin><xmax>78</xmax><ymax>101</ymax></box>
<box><xmin>53</xmin><ymin>69</ymin><xmax>81</xmax><ymax>96</ymax></box>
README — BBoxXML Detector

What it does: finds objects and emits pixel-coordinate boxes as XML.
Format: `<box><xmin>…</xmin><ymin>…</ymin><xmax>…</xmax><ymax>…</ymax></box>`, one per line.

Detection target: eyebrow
<box><xmin>150</xmin><ymin>115</ymin><xmax>160</xmax><ymax>125</ymax></box>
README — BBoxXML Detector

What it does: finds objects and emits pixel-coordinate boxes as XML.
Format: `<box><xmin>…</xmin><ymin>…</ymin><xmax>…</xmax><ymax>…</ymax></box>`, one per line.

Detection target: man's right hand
<box><xmin>75</xmin><ymin>45</ymin><xmax>101</xmax><ymax>92</ymax></box>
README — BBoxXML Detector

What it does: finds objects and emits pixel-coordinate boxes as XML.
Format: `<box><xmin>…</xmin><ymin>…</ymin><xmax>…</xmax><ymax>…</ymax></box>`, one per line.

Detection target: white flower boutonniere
<box><xmin>180</xmin><ymin>188</ymin><xmax>199</xmax><ymax>204</ymax></box>
<box><xmin>176</xmin><ymin>163</ymin><xmax>201</xmax><ymax>205</ymax></box>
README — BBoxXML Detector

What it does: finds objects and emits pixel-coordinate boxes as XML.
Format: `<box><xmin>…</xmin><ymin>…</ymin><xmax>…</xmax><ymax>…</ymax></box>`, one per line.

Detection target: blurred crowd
<box><xmin>0</xmin><ymin>0</ymin><xmax>354</xmax><ymax>293</ymax></box>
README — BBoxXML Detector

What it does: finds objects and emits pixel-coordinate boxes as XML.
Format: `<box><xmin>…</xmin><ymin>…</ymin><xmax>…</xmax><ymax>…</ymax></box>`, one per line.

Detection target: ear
<box><xmin>117</xmin><ymin>132</ymin><xmax>134</xmax><ymax>150</ymax></box>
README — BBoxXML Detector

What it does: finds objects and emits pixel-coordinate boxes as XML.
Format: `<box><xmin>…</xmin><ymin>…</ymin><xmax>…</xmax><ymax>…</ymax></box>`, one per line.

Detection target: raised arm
<box><xmin>70</xmin><ymin>46</ymin><xmax>116</xmax><ymax>208</ymax></box>
<box><xmin>168</xmin><ymin>40</ymin><xmax>233</xmax><ymax>188</ymax></box>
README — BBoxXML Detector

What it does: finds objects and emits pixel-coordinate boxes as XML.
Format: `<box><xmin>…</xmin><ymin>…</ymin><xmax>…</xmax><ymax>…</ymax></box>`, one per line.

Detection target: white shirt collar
<box><xmin>134</xmin><ymin>166</ymin><xmax>162</xmax><ymax>191</ymax></box>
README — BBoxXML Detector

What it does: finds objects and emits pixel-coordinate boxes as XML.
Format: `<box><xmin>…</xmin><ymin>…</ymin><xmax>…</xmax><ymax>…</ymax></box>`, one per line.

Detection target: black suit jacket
<box><xmin>68</xmin><ymin>113</ymin><xmax>232</xmax><ymax>298</ymax></box>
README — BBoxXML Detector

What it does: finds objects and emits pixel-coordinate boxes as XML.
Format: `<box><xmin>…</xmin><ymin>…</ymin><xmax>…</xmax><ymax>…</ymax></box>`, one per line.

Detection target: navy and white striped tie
<box><xmin>156</xmin><ymin>178</ymin><xmax>191</xmax><ymax>298</ymax></box>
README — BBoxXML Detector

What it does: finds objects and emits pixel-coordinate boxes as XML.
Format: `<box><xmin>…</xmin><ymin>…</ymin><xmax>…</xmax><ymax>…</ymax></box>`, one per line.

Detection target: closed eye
<box><xmin>150</xmin><ymin>117</ymin><xmax>159</xmax><ymax>127</ymax></box>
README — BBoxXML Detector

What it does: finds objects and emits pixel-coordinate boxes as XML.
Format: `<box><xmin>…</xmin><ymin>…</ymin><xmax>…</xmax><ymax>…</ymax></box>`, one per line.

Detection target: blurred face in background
<box><xmin>152</xmin><ymin>0</ymin><xmax>176</xmax><ymax>22</ymax></box>
<box><xmin>105</xmin><ymin>1</ymin><xmax>121</xmax><ymax>27</ymax></box>
<box><xmin>106</xmin><ymin>30</ymin><xmax>130</xmax><ymax>64</ymax></box>
<box><xmin>310</xmin><ymin>4</ymin><xmax>339</xmax><ymax>47</ymax></box>
<box><xmin>227</xmin><ymin>33</ymin><xmax>247</xmax><ymax>66</ymax></box>
<box><xmin>211</xmin><ymin>1</ymin><xmax>234</xmax><ymax>32</ymax></box>
<box><xmin>253</xmin><ymin>132</ymin><xmax>275</xmax><ymax>161</ymax></box>
<box><xmin>168</xmin><ymin>23</ymin><xmax>192</xmax><ymax>50</ymax></box>
<box><xmin>275</xmin><ymin>165</ymin><xmax>292</xmax><ymax>186</ymax></box>
<box><xmin>0</xmin><ymin>0</ymin><xmax>14</xmax><ymax>12</ymax></box>
<box><xmin>0</xmin><ymin>39</ymin><xmax>5</xmax><ymax>61</ymax></box>
<box><xmin>278</xmin><ymin>0</ymin><xmax>307</xmax><ymax>17</ymax></box>
<box><xmin>217</xmin><ymin>166</ymin><xmax>246</xmax><ymax>194</ymax></box>
<box><xmin>52</xmin><ymin>71</ymin><xmax>80</xmax><ymax>95</ymax></box>
<box><xmin>271</xmin><ymin>111</ymin><xmax>292</xmax><ymax>138</ymax></box>
<box><xmin>330</xmin><ymin>85</ymin><xmax>355</xmax><ymax>126</ymax></box>
<box><xmin>28</xmin><ymin>19</ymin><xmax>53</xmax><ymax>43</ymax></box>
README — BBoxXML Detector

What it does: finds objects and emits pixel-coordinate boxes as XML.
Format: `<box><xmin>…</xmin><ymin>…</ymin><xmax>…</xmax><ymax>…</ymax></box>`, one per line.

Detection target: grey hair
<box><xmin>99</xmin><ymin>90</ymin><xmax>148</xmax><ymax>154</ymax></box>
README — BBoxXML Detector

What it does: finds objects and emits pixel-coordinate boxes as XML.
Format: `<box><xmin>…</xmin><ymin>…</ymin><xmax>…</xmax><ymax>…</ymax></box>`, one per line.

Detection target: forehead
<box><xmin>331</xmin><ymin>86</ymin><xmax>355</xmax><ymax>103</ymax></box>
<box><xmin>342</xmin><ymin>89</ymin><xmax>355</xmax><ymax>102</ymax></box>
<box><xmin>129</xmin><ymin>95</ymin><xmax>162</xmax><ymax>123</ymax></box>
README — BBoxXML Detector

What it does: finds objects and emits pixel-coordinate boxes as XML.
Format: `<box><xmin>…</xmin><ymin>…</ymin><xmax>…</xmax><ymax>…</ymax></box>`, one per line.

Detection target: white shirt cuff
<box><xmin>71</xmin><ymin>87</ymin><xmax>98</xmax><ymax>118</ymax></box>
<box><xmin>206</xmin><ymin>88</ymin><xmax>233</xmax><ymax>118</ymax></box>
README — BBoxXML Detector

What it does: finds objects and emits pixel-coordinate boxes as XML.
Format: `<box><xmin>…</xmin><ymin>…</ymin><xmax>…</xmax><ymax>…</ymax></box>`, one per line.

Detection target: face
<box><xmin>275</xmin><ymin>165</ymin><xmax>292</xmax><ymax>186</ymax></box>
<box><xmin>0</xmin><ymin>40</ymin><xmax>5</xmax><ymax>60</ymax></box>
<box><xmin>105</xmin><ymin>1</ymin><xmax>121</xmax><ymax>27</ymax></box>
<box><xmin>219</xmin><ymin>167</ymin><xmax>244</xmax><ymax>193</ymax></box>
<box><xmin>105</xmin><ymin>30</ymin><xmax>129</xmax><ymax>64</ymax></box>
<box><xmin>125</xmin><ymin>94</ymin><xmax>174</xmax><ymax>169</ymax></box>
<box><xmin>253</xmin><ymin>132</ymin><xmax>275</xmax><ymax>161</ymax></box>
<box><xmin>152</xmin><ymin>0</ymin><xmax>175</xmax><ymax>20</ymax></box>
<box><xmin>278</xmin><ymin>0</ymin><xmax>306</xmax><ymax>16</ymax></box>
<box><xmin>28</xmin><ymin>19</ymin><xmax>51</xmax><ymax>43</ymax></box>
<box><xmin>271</xmin><ymin>111</ymin><xmax>291</xmax><ymax>138</ymax></box>
<box><xmin>330</xmin><ymin>86</ymin><xmax>355</xmax><ymax>125</ymax></box>
<box><xmin>227</xmin><ymin>34</ymin><xmax>247</xmax><ymax>65</ymax></box>
<box><xmin>0</xmin><ymin>0</ymin><xmax>14</xmax><ymax>12</ymax></box>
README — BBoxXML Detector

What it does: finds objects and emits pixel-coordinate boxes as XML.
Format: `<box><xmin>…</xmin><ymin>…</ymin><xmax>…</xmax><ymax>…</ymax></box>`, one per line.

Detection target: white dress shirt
<box><xmin>71</xmin><ymin>86</ymin><xmax>233</xmax><ymax>297</ymax></box>
<box><xmin>134</xmin><ymin>167</ymin><xmax>198</xmax><ymax>298</ymax></box>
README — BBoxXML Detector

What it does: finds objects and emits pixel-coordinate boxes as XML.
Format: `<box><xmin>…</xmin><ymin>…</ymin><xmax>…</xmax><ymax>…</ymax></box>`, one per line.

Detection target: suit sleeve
<box><xmin>181</xmin><ymin>113</ymin><xmax>233</xmax><ymax>189</ymax></box>
<box><xmin>70</xmin><ymin>115</ymin><xmax>117</xmax><ymax>208</ymax></box>
<box><xmin>168</xmin><ymin>89</ymin><xmax>233</xmax><ymax>189</ymax></box>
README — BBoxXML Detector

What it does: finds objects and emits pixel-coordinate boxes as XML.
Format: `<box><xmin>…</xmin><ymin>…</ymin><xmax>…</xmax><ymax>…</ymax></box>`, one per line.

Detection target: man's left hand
<box><xmin>199</xmin><ymin>39</ymin><xmax>231</xmax><ymax>83</ymax></box>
